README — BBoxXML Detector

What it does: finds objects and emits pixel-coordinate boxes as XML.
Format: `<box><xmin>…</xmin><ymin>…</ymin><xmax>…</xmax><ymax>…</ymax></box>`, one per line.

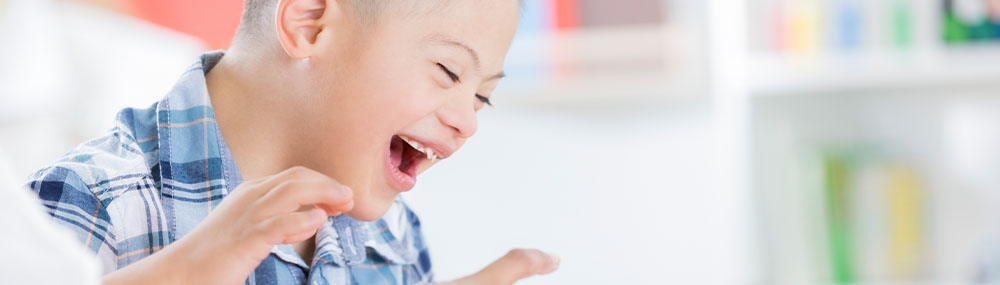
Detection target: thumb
<box><xmin>475</xmin><ymin>249</ymin><xmax>561</xmax><ymax>285</ymax></box>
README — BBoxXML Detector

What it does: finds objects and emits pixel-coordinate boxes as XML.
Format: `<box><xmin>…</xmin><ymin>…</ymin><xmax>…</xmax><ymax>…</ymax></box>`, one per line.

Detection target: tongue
<box><xmin>390</xmin><ymin>136</ymin><xmax>404</xmax><ymax>169</ymax></box>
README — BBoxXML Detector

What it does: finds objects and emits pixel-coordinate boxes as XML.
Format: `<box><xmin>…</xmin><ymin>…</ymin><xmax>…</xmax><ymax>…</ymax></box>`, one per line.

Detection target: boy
<box><xmin>26</xmin><ymin>0</ymin><xmax>560</xmax><ymax>284</ymax></box>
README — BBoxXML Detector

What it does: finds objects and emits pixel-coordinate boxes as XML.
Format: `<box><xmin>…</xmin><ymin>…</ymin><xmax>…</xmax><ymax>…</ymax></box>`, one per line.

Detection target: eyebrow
<box><xmin>430</xmin><ymin>36</ymin><xmax>506</xmax><ymax>82</ymax></box>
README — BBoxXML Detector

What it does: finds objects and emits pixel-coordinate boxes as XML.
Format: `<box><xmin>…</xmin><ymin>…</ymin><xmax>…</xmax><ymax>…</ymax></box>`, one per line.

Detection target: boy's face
<box><xmin>298</xmin><ymin>1</ymin><xmax>519</xmax><ymax>221</ymax></box>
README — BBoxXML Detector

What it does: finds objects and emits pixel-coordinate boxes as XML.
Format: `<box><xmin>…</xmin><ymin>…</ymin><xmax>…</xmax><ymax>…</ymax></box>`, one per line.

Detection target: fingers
<box><xmin>252</xmin><ymin>208</ymin><xmax>327</xmax><ymax>245</ymax></box>
<box><xmin>503</xmin><ymin>249</ymin><xmax>560</xmax><ymax>277</ymax></box>
<box><xmin>282</xmin><ymin>227</ymin><xmax>320</xmax><ymax>244</ymax></box>
<box><xmin>245</xmin><ymin>166</ymin><xmax>330</xmax><ymax>196</ymax></box>
<box><xmin>476</xmin><ymin>249</ymin><xmax>561</xmax><ymax>285</ymax></box>
<box><xmin>255</xmin><ymin>178</ymin><xmax>354</xmax><ymax>218</ymax></box>
<box><xmin>225</xmin><ymin>166</ymin><xmax>354</xmax><ymax>250</ymax></box>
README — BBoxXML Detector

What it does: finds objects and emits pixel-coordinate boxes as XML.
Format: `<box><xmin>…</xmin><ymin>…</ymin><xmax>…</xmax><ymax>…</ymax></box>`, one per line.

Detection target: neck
<box><xmin>206</xmin><ymin>50</ymin><xmax>301</xmax><ymax>181</ymax></box>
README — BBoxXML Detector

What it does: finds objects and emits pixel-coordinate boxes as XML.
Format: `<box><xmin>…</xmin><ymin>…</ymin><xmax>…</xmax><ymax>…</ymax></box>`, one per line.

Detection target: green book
<box><xmin>824</xmin><ymin>153</ymin><xmax>854</xmax><ymax>283</ymax></box>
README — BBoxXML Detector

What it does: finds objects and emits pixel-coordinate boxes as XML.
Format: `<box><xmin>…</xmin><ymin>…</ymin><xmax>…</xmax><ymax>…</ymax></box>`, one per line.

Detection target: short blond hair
<box><xmin>238</xmin><ymin>0</ymin><xmax>442</xmax><ymax>36</ymax></box>
<box><xmin>234</xmin><ymin>0</ymin><xmax>519</xmax><ymax>45</ymax></box>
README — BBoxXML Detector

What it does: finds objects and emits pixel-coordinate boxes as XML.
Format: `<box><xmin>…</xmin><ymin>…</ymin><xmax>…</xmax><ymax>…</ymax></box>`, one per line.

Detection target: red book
<box><xmin>553</xmin><ymin>0</ymin><xmax>579</xmax><ymax>30</ymax></box>
<box><xmin>125</xmin><ymin>0</ymin><xmax>243</xmax><ymax>49</ymax></box>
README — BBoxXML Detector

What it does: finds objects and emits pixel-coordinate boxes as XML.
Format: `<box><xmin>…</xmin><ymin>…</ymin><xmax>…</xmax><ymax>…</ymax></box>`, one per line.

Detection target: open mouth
<box><xmin>386</xmin><ymin>134</ymin><xmax>439</xmax><ymax>191</ymax></box>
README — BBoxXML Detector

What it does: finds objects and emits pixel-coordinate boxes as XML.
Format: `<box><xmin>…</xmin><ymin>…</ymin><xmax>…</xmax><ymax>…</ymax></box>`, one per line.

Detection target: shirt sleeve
<box><xmin>27</xmin><ymin>165</ymin><xmax>118</xmax><ymax>274</ymax></box>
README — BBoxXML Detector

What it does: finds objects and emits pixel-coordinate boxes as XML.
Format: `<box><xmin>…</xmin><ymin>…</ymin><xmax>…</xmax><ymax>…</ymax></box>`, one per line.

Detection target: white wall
<box><xmin>405</xmin><ymin>98</ymin><xmax>751</xmax><ymax>284</ymax></box>
<box><xmin>0</xmin><ymin>0</ymin><xmax>204</xmax><ymax>179</ymax></box>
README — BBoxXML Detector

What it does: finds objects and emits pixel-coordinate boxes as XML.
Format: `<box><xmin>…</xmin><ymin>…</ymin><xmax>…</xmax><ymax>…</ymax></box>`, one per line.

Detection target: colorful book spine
<box><xmin>758</xmin><ymin>0</ymin><xmax>984</xmax><ymax>53</ymax></box>
<box><xmin>824</xmin><ymin>153</ymin><xmax>855</xmax><ymax>283</ymax></box>
<box><xmin>552</xmin><ymin>0</ymin><xmax>579</xmax><ymax>30</ymax></box>
<box><xmin>832</xmin><ymin>0</ymin><xmax>863</xmax><ymax>51</ymax></box>
<box><xmin>786</xmin><ymin>0</ymin><xmax>825</xmax><ymax>54</ymax></box>
<box><xmin>943</xmin><ymin>0</ymin><xmax>1000</xmax><ymax>44</ymax></box>
<box><xmin>885</xmin><ymin>164</ymin><xmax>925</xmax><ymax>280</ymax></box>
<box><xmin>890</xmin><ymin>0</ymin><xmax>913</xmax><ymax>49</ymax></box>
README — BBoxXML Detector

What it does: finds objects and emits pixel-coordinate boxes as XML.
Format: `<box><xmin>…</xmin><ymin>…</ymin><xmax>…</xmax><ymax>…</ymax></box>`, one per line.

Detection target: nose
<box><xmin>436</xmin><ymin>92</ymin><xmax>479</xmax><ymax>139</ymax></box>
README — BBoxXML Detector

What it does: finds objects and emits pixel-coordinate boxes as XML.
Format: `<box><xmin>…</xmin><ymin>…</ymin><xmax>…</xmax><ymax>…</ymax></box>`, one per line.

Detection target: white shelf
<box><xmin>748</xmin><ymin>47</ymin><xmax>1000</xmax><ymax>97</ymax></box>
<box><xmin>496</xmin><ymin>24</ymin><xmax>707</xmax><ymax>106</ymax></box>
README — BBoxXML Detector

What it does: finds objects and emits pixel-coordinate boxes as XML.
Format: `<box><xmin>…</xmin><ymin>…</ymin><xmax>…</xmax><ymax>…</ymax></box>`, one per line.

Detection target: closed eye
<box><xmin>437</xmin><ymin>63</ymin><xmax>460</xmax><ymax>83</ymax></box>
<box><xmin>475</xmin><ymin>94</ymin><xmax>492</xmax><ymax>106</ymax></box>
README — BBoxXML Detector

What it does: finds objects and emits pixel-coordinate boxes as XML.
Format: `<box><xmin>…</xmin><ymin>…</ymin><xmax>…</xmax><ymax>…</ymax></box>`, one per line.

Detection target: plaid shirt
<box><xmin>26</xmin><ymin>51</ymin><xmax>433</xmax><ymax>285</ymax></box>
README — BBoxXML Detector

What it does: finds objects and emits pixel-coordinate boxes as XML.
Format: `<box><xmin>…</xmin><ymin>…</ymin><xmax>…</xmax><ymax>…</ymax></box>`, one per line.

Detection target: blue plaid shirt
<box><xmin>26</xmin><ymin>51</ymin><xmax>433</xmax><ymax>284</ymax></box>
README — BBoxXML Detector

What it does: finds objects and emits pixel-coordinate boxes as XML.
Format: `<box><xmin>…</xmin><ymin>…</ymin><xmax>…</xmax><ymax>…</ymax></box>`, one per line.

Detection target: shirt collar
<box><xmin>313</xmin><ymin>201</ymin><xmax>421</xmax><ymax>267</ymax></box>
<box><xmin>156</xmin><ymin>50</ymin><xmax>420</xmax><ymax>269</ymax></box>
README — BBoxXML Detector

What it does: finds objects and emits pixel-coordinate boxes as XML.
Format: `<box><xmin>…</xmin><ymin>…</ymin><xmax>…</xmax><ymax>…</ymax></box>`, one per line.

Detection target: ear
<box><xmin>275</xmin><ymin>0</ymin><xmax>342</xmax><ymax>59</ymax></box>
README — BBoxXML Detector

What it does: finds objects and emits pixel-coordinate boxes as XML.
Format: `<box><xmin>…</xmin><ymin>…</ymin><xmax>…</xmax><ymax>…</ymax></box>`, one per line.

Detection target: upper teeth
<box><xmin>400</xmin><ymin>136</ymin><xmax>439</xmax><ymax>162</ymax></box>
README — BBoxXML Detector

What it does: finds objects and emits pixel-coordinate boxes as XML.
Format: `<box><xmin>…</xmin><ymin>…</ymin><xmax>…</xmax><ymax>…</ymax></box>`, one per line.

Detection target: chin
<box><xmin>344</xmin><ymin>190</ymin><xmax>398</xmax><ymax>222</ymax></box>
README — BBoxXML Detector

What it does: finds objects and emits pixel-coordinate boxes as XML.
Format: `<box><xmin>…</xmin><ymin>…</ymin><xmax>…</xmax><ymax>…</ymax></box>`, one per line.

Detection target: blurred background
<box><xmin>4</xmin><ymin>0</ymin><xmax>1000</xmax><ymax>284</ymax></box>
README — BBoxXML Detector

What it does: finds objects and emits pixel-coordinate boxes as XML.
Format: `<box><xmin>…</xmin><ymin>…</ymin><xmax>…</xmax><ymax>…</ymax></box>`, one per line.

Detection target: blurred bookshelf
<box><xmin>749</xmin><ymin>48</ymin><xmax>1000</xmax><ymax>96</ymax></box>
<box><xmin>745</xmin><ymin>0</ymin><xmax>1000</xmax><ymax>284</ymax></box>
<box><xmin>747</xmin><ymin>0</ymin><xmax>1000</xmax><ymax>97</ymax></box>
<box><xmin>495</xmin><ymin>0</ymin><xmax>709</xmax><ymax>107</ymax></box>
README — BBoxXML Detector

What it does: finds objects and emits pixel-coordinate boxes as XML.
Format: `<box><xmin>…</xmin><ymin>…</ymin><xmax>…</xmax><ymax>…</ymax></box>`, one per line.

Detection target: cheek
<box><xmin>363</xmin><ymin>74</ymin><xmax>442</xmax><ymax>132</ymax></box>
<box><xmin>355</xmin><ymin>50</ymin><xmax>442</xmax><ymax>124</ymax></box>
